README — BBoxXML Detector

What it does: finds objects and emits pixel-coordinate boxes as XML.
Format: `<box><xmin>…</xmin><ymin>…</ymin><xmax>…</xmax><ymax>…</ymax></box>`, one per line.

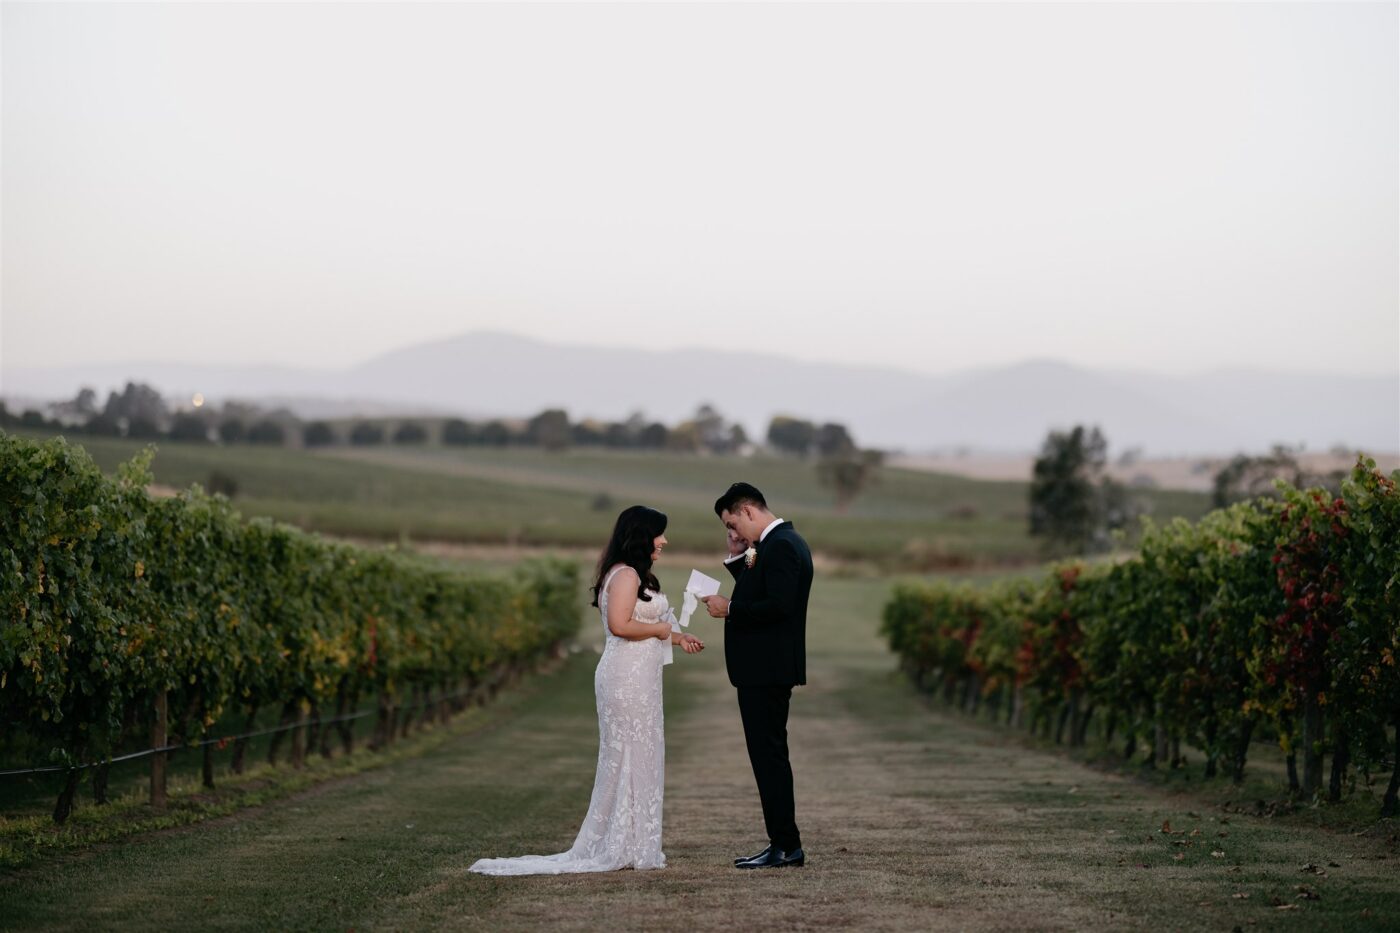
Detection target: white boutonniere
<box><xmin>744</xmin><ymin>546</ymin><xmax>758</xmax><ymax>568</ymax></box>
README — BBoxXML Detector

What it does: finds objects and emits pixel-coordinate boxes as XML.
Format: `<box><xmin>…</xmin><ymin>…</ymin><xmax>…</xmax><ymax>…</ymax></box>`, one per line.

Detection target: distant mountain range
<box><xmin>6</xmin><ymin>331</ymin><xmax>1397</xmax><ymax>456</ymax></box>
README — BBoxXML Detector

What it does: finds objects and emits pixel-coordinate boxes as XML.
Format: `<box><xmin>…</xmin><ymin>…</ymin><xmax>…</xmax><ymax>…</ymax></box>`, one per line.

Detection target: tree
<box><xmin>767</xmin><ymin>416</ymin><xmax>816</xmax><ymax>457</ymax></box>
<box><xmin>604</xmin><ymin>422</ymin><xmax>634</xmax><ymax>448</ymax></box>
<box><xmin>599</xmin><ymin>412</ymin><xmax>653</xmax><ymax>449</ymax></box>
<box><xmin>102</xmin><ymin>382</ymin><xmax>168</xmax><ymax>432</ymax></box>
<box><xmin>639</xmin><ymin>422</ymin><xmax>670</xmax><ymax>449</ymax></box>
<box><xmin>84</xmin><ymin>414</ymin><xmax>122</xmax><ymax>436</ymax></box>
<box><xmin>817</xmin><ymin>448</ymin><xmax>884</xmax><ymax>512</ymax></box>
<box><xmin>350</xmin><ymin>422</ymin><xmax>385</xmax><ymax>446</ymax></box>
<box><xmin>571</xmin><ymin>420</ymin><xmax>605</xmax><ymax>446</ymax></box>
<box><xmin>729</xmin><ymin>423</ymin><xmax>750</xmax><ymax>451</ymax></box>
<box><xmin>20</xmin><ymin>410</ymin><xmax>49</xmax><ymax>429</ymax></box>
<box><xmin>691</xmin><ymin>404</ymin><xmax>751</xmax><ymax>455</ymax></box>
<box><xmin>1211</xmin><ymin>444</ymin><xmax>1342</xmax><ymax>508</ymax></box>
<box><xmin>126</xmin><ymin>417</ymin><xmax>162</xmax><ymax>440</ymax></box>
<box><xmin>74</xmin><ymin>388</ymin><xmax>98</xmax><ymax>416</ymax></box>
<box><xmin>393</xmin><ymin>422</ymin><xmax>429</xmax><ymax>445</ymax></box>
<box><xmin>51</xmin><ymin>387</ymin><xmax>99</xmax><ymax>424</ymax></box>
<box><xmin>169</xmin><ymin>412</ymin><xmax>210</xmax><ymax>443</ymax></box>
<box><xmin>693</xmin><ymin>404</ymin><xmax>731</xmax><ymax>453</ymax></box>
<box><xmin>303</xmin><ymin>421</ymin><xmax>335</xmax><ymax>447</ymax></box>
<box><xmin>442</xmin><ymin>418</ymin><xmax>478</xmax><ymax>446</ymax></box>
<box><xmin>527</xmin><ymin>409</ymin><xmax>571</xmax><ymax>452</ymax></box>
<box><xmin>220</xmin><ymin>419</ymin><xmax>247</xmax><ymax>444</ymax></box>
<box><xmin>480</xmin><ymin>420</ymin><xmax>512</xmax><ymax>447</ymax></box>
<box><xmin>1028</xmin><ymin>425</ymin><xmax>1123</xmax><ymax>556</ymax></box>
<box><xmin>247</xmin><ymin>420</ymin><xmax>286</xmax><ymax>445</ymax></box>
<box><xmin>815</xmin><ymin>422</ymin><xmax>856</xmax><ymax>457</ymax></box>
<box><xmin>666</xmin><ymin>421</ymin><xmax>702</xmax><ymax>453</ymax></box>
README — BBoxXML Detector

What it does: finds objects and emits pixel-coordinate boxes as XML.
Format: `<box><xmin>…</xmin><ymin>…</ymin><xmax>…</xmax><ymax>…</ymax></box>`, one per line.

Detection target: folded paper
<box><xmin>663</xmin><ymin>570</ymin><xmax>723</xmax><ymax>666</ymax></box>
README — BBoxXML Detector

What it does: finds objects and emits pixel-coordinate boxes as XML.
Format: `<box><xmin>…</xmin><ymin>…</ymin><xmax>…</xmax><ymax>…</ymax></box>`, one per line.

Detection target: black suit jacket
<box><xmin>721</xmin><ymin>521</ymin><xmax>812</xmax><ymax>688</ymax></box>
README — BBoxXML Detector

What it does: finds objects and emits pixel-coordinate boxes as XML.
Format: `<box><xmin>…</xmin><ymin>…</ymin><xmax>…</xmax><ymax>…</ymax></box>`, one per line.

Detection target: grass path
<box><xmin>1</xmin><ymin>573</ymin><xmax>1395</xmax><ymax>931</ymax></box>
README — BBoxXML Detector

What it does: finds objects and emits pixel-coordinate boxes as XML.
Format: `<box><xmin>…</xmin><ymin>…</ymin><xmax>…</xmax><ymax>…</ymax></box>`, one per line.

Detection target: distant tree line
<box><xmin>1210</xmin><ymin>443</ymin><xmax>1346</xmax><ymax>508</ymax></box>
<box><xmin>3</xmin><ymin>384</ymin><xmax>298</xmax><ymax>446</ymax></box>
<box><xmin>4</xmin><ymin>384</ymin><xmax>877</xmax><ymax>471</ymax></box>
<box><xmin>5</xmin><ymin>385</ymin><xmax>891</xmax><ymax>509</ymax></box>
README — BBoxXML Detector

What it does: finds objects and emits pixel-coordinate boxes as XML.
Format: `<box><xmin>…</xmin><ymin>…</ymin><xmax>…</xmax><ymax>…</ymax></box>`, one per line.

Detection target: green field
<box><xmin>26</xmin><ymin>432</ymin><xmax>1212</xmax><ymax>569</ymax></box>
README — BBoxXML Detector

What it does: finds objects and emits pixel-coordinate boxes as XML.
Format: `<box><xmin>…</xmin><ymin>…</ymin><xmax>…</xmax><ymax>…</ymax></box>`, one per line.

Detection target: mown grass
<box><xmin>1</xmin><ymin>571</ymin><xmax>1395</xmax><ymax>931</ymax></box>
<box><xmin>830</xmin><ymin>578</ymin><xmax>1400</xmax><ymax>932</ymax></box>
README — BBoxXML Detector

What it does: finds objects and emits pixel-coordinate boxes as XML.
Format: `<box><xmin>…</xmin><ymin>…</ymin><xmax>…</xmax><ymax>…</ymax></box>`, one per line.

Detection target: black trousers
<box><xmin>736</xmin><ymin>686</ymin><xmax>801</xmax><ymax>852</ymax></box>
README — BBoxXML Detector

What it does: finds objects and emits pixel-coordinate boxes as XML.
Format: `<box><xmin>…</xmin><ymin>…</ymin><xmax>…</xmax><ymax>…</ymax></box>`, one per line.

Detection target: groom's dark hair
<box><xmin>715</xmin><ymin>482</ymin><xmax>768</xmax><ymax>517</ymax></box>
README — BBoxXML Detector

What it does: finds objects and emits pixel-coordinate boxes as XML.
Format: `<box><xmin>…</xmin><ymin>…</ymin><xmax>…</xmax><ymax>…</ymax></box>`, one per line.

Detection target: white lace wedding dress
<box><xmin>468</xmin><ymin>563</ymin><xmax>669</xmax><ymax>875</ymax></box>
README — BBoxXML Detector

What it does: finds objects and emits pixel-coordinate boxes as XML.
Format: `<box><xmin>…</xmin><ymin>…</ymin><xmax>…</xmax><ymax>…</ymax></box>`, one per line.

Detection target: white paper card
<box><xmin>686</xmin><ymin>569</ymin><xmax>722</xmax><ymax>599</ymax></box>
<box><xmin>665</xmin><ymin>570</ymin><xmax>724</xmax><ymax>667</ymax></box>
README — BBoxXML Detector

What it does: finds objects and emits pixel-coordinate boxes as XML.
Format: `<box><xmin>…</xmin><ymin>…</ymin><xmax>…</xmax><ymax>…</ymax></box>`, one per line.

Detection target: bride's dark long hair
<box><xmin>591</xmin><ymin>505</ymin><xmax>667</xmax><ymax>607</ymax></box>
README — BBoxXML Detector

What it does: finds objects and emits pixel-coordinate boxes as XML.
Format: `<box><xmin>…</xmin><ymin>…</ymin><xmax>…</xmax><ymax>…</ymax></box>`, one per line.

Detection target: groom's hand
<box><xmin>726</xmin><ymin>529</ymin><xmax>750</xmax><ymax>557</ymax></box>
<box><xmin>700</xmin><ymin>595</ymin><xmax>730</xmax><ymax>618</ymax></box>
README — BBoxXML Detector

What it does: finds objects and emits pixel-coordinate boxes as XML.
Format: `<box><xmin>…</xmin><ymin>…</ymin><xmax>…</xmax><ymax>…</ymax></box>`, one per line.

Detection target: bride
<box><xmin>469</xmin><ymin>505</ymin><xmax>705</xmax><ymax>875</ymax></box>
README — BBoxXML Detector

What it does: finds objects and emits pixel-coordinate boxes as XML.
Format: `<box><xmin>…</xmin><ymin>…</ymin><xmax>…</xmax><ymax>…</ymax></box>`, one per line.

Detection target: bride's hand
<box><xmin>655</xmin><ymin>623</ymin><xmax>673</xmax><ymax>641</ymax></box>
<box><xmin>680</xmin><ymin>633</ymin><xmax>705</xmax><ymax>654</ymax></box>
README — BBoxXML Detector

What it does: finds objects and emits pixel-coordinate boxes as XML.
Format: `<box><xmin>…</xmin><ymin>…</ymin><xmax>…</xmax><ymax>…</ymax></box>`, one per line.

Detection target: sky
<box><xmin>3</xmin><ymin>1</ymin><xmax>1397</xmax><ymax>380</ymax></box>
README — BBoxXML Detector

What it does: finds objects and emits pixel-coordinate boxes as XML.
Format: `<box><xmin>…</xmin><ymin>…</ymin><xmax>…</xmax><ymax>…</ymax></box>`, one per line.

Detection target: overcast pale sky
<box><xmin>3</xmin><ymin>1</ymin><xmax>1396</xmax><ymax>379</ymax></box>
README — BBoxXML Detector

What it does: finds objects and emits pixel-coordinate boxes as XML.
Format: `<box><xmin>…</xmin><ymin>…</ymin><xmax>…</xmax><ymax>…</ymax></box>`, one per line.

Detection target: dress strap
<box><xmin>600</xmin><ymin>563</ymin><xmax>638</xmax><ymax>598</ymax></box>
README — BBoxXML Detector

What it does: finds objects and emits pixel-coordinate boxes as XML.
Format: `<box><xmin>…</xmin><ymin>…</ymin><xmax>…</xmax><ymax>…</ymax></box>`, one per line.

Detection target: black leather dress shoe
<box><xmin>735</xmin><ymin>846</ymin><xmax>804</xmax><ymax>869</ymax></box>
<box><xmin>734</xmin><ymin>844</ymin><xmax>774</xmax><ymax>866</ymax></box>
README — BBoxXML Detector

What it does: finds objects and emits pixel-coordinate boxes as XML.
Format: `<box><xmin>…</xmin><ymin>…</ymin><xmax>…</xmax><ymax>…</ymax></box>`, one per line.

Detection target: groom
<box><xmin>700</xmin><ymin>482</ymin><xmax>812</xmax><ymax>869</ymax></box>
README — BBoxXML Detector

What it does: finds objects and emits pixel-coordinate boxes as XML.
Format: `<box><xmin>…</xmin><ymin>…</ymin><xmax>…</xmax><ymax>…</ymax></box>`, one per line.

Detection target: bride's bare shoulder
<box><xmin>604</xmin><ymin>563</ymin><xmax>639</xmax><ymax>584</ymax></box>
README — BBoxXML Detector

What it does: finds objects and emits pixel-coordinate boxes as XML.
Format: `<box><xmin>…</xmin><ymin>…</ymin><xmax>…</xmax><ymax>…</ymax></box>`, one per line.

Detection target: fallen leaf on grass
<box><xmin>1232</xmin><ymin>892</ymin><xmax>1250</xmax><ymax>899</ymax></box>
<box><xmin>1296</xmin><ymin>885</ymin><xmax>1320</xmax><ymax>901</ymax></box>
<box><xmin>1211</xmin><ymin>850</ymin><xmax>1226</xmax><ymax>858</ymax></box>
<box><xmin>1275</xmin><ymin>904</ymin><xmax>1300</xmax><ymax>911</ymax></box>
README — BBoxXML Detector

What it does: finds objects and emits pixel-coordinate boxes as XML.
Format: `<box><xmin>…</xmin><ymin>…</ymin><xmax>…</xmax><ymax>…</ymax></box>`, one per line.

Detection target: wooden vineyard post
<box><xmin>151</xmin><ymin>690</ymin><xmax>168</xmax><ymax>809</ymax></box>
<box><xmin>290</xmin><ymin>700</ymin><xmax>307</xmax><ymax>769</ymax></box>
